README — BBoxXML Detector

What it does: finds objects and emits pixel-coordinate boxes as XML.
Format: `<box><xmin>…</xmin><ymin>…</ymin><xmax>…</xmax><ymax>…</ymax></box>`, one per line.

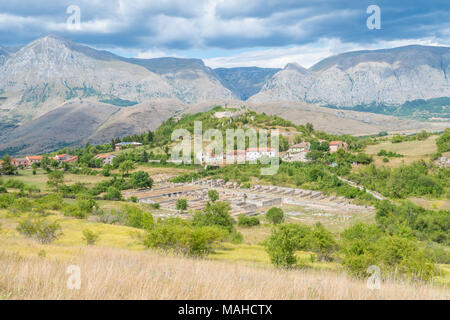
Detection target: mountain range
<box><xmin>0</xmin><ymin>35</ymin><xmax>449</xmax><ymax>155</ymax></box>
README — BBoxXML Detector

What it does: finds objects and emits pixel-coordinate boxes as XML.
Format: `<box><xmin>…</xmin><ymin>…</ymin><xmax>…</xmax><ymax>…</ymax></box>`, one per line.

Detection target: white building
<box><xmin>245</xmin><ymin>147</ymin><xmax>277</xmax><ymax>161</ymax></box>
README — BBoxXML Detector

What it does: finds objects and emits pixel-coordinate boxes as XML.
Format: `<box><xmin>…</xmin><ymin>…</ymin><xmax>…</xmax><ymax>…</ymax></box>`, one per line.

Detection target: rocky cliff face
<box><xmin>1</xmin><ymin>38</ymin><xmax>449</xmax><ymax>156</ymax></box>
<box><xmin>0</xmin><ymin>35</ymin><xmax>236</xmax><ymax>123</ymax></box>
<box><xmin>250</xmin><ymin>45</ymin><xmax>450</xmax><ymax>107</ymax></box>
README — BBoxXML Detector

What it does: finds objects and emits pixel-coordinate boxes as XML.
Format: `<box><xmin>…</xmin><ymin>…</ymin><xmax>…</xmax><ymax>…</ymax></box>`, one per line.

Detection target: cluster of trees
<box><xmin>0</xmin><ymin>155</ymin><xmax>18</xmax><ymax>175</ymax></box>
<box><xmin>436</xmin><ymin>128</ymin><xmax>450</xmax><ymax>153</ymax></box>
<box><xmin>377</xmin><ymin>149</ymin><xmax>403</xmax><ymax>158</ymax></box>
<box><xmin>375</xmin><ymin>200</ymin><xmax>449</xmax><ymax>245</ymax></box>
<box><xmin>264</xmin><ymin>222</ymin><xmax>337</xmax><ymax>267</ymax></box>
<box><xmin>349</xmin><ymin>161</ymin><xmax>447</xmax><ymax>199</ymax></box>
<box><xmin>263</xmin><ymin>199</ymin><xmax>447</xmax><ymax>281</ymax></box>
<box><xmin>144</xmin><ymin>201</ymin><xmax>242</xmax><ymax>256</ymax></box>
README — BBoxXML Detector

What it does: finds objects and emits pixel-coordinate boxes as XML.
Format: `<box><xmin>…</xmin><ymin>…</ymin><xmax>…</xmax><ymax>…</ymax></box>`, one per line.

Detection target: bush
<box><xmin>121</xmin><ymin>205</ymin><xmax>154</xmax><ymax>229</ymax></box>
<box><xmin>104</xmin><ymin>186</ymin><xmax>122</xmax><ymax>200</ymax></box>
<box><xmin>309</xmin><ymin>223</ymin><xmax>338</xmax><ymax>261</ymax></box>
<box><xmin>176</xmin><ymin>198</ymin><xmax>188</xmax><ymax>212</ymax></box>
<box><xmin>237</xmin><ymin>214</ymin><xmax>260</xmax><ymax>227</ymax></box>
<box><xmin>143</xmin><ymin>221</ymin><xmax>226</xmax><ymax>256</ymax></box>
<box><xmin>10</xmin><ymin>197</ymin><xmax>33</xmax><ymax>214</ymax></box>
<box><xmin>192</xmin><ymin>202</ymin><xmax>234</xmax><ymax>231</ymax></box>
<box><xmin>17</xmin><ymin>218</ymin><xmax>63</xmax><ymax>244</ymax></box>
<box><xmin>340</xmin><ymin>223</ymin><xmax>436</xmax><ymax>281</ymax></box>
<box><xmin>130</xmin><ymin>171</ymin><xmax>153</xmax><ymax>189</ymax></box>
<box><xmin>82</xmin><ymin>229</ymin><xmax>100</xmax><ymax>245</ymax></box>
<box><xmin>264</xmin><ymin>224</ymin><xmax>303</xmax><ymax>268</ymax></box>
<box><xmin>208</xmin><ymin>189</ymin><xmax>219</xmax><ymax>202</ymax></box>
<box><xmin>266</xmin><ymin>207</ymin><xmax>284</xmax><ymax>224</ymax></box>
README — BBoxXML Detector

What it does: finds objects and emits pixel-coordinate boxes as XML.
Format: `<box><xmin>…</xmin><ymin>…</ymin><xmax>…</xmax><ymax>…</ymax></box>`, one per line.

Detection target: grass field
<box><xmin>1</xmin><ymin>245</ymin><xmax>448</xmax><ymax>300</ymax></box>
<box><xmin>5</xmin><ymin>169</ymin><xmax>109</xmax><ymax>191</ymax></box>
<box><xmin>364</xmin><ymin>135</ymin><xmax>438</xmax><ymax>168</ymax></box>
<box><xmin>1</xmin><ymin>208</ymin><xmax>449</xmax><ymax>299</ymax></box>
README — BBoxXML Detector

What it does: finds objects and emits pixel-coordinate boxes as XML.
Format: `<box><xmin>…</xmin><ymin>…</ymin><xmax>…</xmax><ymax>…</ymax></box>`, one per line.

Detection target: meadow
<box><xmin>1</xmin><ymin>246</ymin><xmax>448</xmax><ymax>300</ymax></box>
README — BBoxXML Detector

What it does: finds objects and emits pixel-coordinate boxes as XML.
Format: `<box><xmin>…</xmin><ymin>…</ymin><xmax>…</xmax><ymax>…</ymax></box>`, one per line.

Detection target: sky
<box><xmin>0</xmin><ymin>0</ymin><xmax>449</xmax><ymax>68</ymax></box>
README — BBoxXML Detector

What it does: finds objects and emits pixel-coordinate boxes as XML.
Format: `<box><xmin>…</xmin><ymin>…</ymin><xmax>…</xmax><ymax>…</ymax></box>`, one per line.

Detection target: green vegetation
<box><xmin>376</xmin><ymin>200</ymin><xmax>449</xmax><ymax>245</ymax></box>
<box><xmin>436</xmin><ymin>128</ymin><xmax>450</xmax><ymax>153</ymax></box>
<box><xmin>237</xmin><ymin>214</ymin><xmax>260</xmax><ymax>227</ymax></box>
<box><xmin>99</xmin><ymin>97</ymin><xmax>138</xmax><ymax>107</ymax></box>
<box><xmin>326</xmin><ymin>98</ymin><xmax>450</xmax><ymax>120</ymax></box>
<box><xmin>176</xmin><ymin>198</ymin><xmax>188</xmax><ymax>212</ymax></box>
<box><xmin>0</xmin><ymin>154</ymin><xmax>18</xmax><ymax>175</ymax></box>
<box><xmin>377</xmin><ymin>149</ymin><xmax>403</xmax><ymax>158</ymax></box>
<box><xmin>208</xmin><ymin>189</ymin><xmax>219</xmax><ymax>202</ymax></box>
<box><xmin>17</xmin><ymin>218</ymin><xmax>63</xmax><ymax>244</ymax></box>
<box><xmin>266</xmin><ymin>207</ymin><xmax>284</xmax><ymax>224</ymax></box>
<box><xmin>340</xmin><ymin>223</ymin><xmax>436</xmax><ymax>281</ymax></box>
<box><xmin>130</xmin><ymin>171</ymin><xmax>153</xmax><ymax>189</ymax></box>
<box><xmin>82</xmin><ymin>229</ymin><xmax>100</xmax><ymax>245</ymax></box>
<box><xmin>349</xmin><ymin>161</ymin><xmax>448</xmax><ymax>199</ymax></box>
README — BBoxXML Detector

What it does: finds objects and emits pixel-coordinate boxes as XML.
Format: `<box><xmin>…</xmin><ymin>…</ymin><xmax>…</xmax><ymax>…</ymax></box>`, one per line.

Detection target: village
<box><xmin>0</xmin><ymin>138</ymin><xmax>347</xmax><ymax>168</ymax></box>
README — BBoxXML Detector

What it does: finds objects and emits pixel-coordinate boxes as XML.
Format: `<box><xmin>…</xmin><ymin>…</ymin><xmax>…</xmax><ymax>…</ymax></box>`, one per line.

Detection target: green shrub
<box><xmin>104</xmin><ymin>186</ymin><xmax>122</xmax><ymax>200</ymax></box>
<box><xmin>10</xmin><ymin>197</ymin><xmax>33</xmax><ymax>215</ymax></box>
<box><xmin>237</xmin><ymin>214</ymin><xmax>260</xmax><ymax>227</ymax></box>
<box><xmin>340</xmin><ymin>223</ymin><xmax>436</xmax><ymax>281</ymax></box>
<box><xmin>192</xmin><ymin>202</ymin><xmax>234</xmax><ymax>231</ymax></box>
<box><xmin>263</xmin><ymin>224</ymin><xmax>302</xmax><ymax>268</ymax></box>
<box><xmin>266</xmin><ymin>207</ymin><xmax>284</xmax><ymax>224</ymax></box>
<box><xmin>82</xmin><ymin>229</ymin><xmax>100</xmax><ymax>245</ymax></box>
<box><xmin>121</xmin><ymin>205</ymin><xmax>154</xmax><ymax>229</ymax></box>
<box><xmin>309</xmin><ymin>223</ymin><xmax>338</xmax><ymax>261</ymax></box>
<box><xmin>17</xmin><ymin>218</ymin><xmax>63</xmax><ymax>244</ymax></box>
<box><xmin>176</xmin><ymin>198</ymin><xmax>188</xmax><ymax>212</ymax></box>
<box><xmin>143</xmin><ymin>221</ymin><xmax>225</xmax><ymax>256</ymax></box>
<box><xmin>208</xmin><ymin>189</ymin><xmax>219</xmax><ymax>202</ymax></box>
<box><xmin>130</xmin><ymin>171</ymin><xmax>153</xmax><ymax>189</ymax></box>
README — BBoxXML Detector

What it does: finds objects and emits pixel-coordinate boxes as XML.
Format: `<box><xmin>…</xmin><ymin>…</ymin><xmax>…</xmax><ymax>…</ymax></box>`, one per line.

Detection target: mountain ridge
<box><xmin>1</xmin><ymin>35</ymin><xmax>449</xmax><ymax>156</ymax></box>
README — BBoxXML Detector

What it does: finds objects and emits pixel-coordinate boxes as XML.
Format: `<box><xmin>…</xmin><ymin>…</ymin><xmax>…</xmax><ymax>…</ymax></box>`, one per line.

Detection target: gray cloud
<box><xmin>0</xmin><ymin>0</ymin><xmax>448</xmax><ymax>56</ymax></box>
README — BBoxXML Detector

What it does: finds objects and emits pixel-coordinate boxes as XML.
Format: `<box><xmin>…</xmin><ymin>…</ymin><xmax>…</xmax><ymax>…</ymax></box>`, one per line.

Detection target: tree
<box><xmin>46</xmin><ymin>171</ymin><xmax>64</xmax><ymax>191</ymax></box>
<box><xmin>140</xmin><ymin>150</ymin><xmax>149</xmax><ymax>163</ymax></box>
<box><xmin>130</xmin><ymin>171</ymin><xmax>153</xmax><ymax>189</ymax></box>
<box><xmin>176</xmin><ymin>198</ymin><xmax>188</xmax><ymax>213</ymax></box>
<box><xmin>266</xmin><ymin>207</ymin><xmax>284</xmax><ymax>224</ymax></box>
<box><xmin>264</xmin><ymin>224</ymin><xmax>300</xmax><ymax>268</ymax></box>
<box><xmin>208</xmin><ymin>189</ymin><xmax>219</xmax><ymax>202</ymax></box>
<box><xmin>192</xmin><ymin>201</ymin><xmax>234</xmax><ymax>231</ymax></box>
<box><xmin>119</xmin><ymin>160</ymin><xmax>135</xmax><ymax>176</ymax></box>
<box><xmin>237</xmin><ymin>214</ymin><xmax>260</xmax><ymax>227</ymax></box>
<box><xmin>101</xmin><ymin>164</ymin><xmax>112</xmax><ymax>176</ymax></box>
<box><xmin>105</xmin><ymin>186</ymin><xmax>122</xmax><ymax>200</ymax></box>
<box><xmin>436</xmin><ymin>128</ymin><xmax>450</xmax><ymax>153</ymax></box>
<box><xmin>309</xmin><ymin>223</ymin><xmax>337</xmax><ymax>261</ymax></box>
<box><xmin>0</xmin><ymin>155</ymin><xmax>17</xmax><ymax>175</ymax></box>
<box><xmin>40</xmin><ymin>155</ymin><xmax>50</xmax><ymax>170</ymax></box>
<box><xmin>305</xmin><ymin>122</ymin><xmax>314</xmax><ymax>135</ymax></box>
<box><xmin>122</xmin><ymin>205</ymin><xmax>154</xmax><ymax>229</ymax></box>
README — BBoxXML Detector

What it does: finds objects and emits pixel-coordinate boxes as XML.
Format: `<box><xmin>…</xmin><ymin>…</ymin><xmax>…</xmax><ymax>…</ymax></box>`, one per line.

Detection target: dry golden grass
<box><xmin>0</xmin><ymin>247</ymin><xmax>448</xmax><ymax>300</ymax></box>
<box><xmin>364</xmin><ymin>136</ymin><xmax>438</xmax><ymax>168</ymax></box>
